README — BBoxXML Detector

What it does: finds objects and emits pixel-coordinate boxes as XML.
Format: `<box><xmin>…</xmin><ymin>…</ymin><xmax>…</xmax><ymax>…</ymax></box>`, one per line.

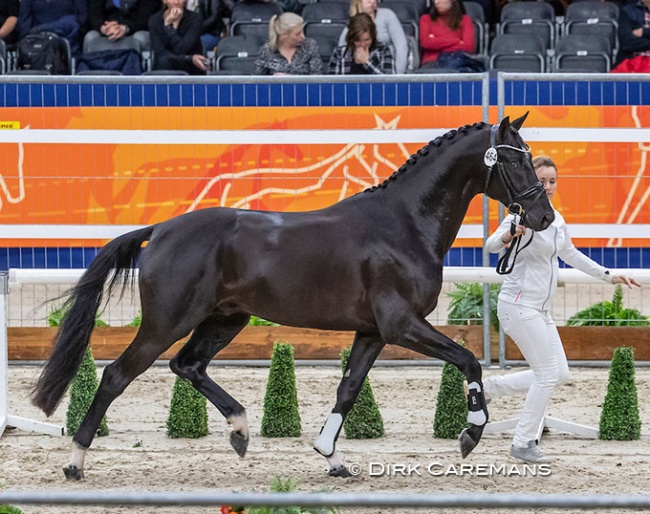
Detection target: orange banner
<box><xmin>0</xmin><ymin>104</ymin><xmax>648</xmax><ymax>248</ymax></box>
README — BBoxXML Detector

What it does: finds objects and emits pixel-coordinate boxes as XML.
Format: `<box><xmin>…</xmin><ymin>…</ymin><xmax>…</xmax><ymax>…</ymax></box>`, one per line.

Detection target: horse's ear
<box><xmin>510</xmin><ymin>112</ymin><xmax>529</xmax><ymax>132</ymax></box>
<box><xmin>498</xmin><ymin>116</ymin><xmax>511</xmax><ymax>139</ymax></box>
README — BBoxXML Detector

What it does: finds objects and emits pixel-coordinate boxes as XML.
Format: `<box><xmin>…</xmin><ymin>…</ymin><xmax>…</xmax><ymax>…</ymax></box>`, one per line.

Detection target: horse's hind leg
<box><xmin>65</xmin><ymin>328</ymin><xmax>180</xmax><ymax>480</ymax></box>
<box><xmin>169</xmin><ymin>312</ymin><xmax>250</xmax><ymax>457</ymax></box>
<box><xmin>314</xmin><ymin>331</ymin><xmax>385</xmax><ymax>477</ymax></box>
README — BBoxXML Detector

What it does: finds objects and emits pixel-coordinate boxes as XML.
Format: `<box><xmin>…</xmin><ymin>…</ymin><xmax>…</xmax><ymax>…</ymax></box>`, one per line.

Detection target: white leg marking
<box><xmin>68</xmin><ymin>442</ymin><xmax>87</xmax><ymax>470</ymax></box>
<box><xmin>325</xmin><ymin>451</ymin><xmax>346</xmax><ymax>472</ymax></box>
<box><xmin>228</xmin><ymin>412</ymin><xmax>249</xmax><ymax>438</ymax></box>
<box><xmin>314</xmin><ymin>413</ymin><xmax>343</xmax><ymax>457</ymax></box>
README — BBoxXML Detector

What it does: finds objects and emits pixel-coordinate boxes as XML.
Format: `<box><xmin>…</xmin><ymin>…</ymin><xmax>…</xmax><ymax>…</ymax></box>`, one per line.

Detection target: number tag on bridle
<box><xmin>484</xmin><ymin>147</ymin><xmax>498</xmax><ymax>167</ymax></box>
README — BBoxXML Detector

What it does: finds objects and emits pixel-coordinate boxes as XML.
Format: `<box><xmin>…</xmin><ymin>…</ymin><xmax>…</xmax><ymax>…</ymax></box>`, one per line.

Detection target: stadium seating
<box><xmin>489</xmin><ymin>33</ymin><xmax>547</xmax><ymax>73</ymax></box>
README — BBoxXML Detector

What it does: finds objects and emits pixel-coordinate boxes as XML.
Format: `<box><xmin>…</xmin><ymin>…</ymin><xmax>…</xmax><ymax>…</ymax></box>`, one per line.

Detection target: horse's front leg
<box><xmin>314</xmin><ymin>331</ymin><xmax>385</xmax><ymax>477</ymax></box>
<box><xmin>383</xmin><ymin>313</ymin><xmax>489</xmax><ymax>458</ymax></box>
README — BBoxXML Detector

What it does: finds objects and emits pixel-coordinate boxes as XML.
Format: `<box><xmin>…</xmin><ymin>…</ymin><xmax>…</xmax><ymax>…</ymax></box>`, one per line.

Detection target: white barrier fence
<box><xmin>3</xmin><ymin>267</ymin><xmax>650</xmax><ymax>438</ymax></box>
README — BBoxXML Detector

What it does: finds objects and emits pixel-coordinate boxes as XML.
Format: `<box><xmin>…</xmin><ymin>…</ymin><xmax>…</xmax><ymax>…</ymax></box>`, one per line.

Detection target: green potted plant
<box><xmin>568</xmin><ymin>285</ymin><xmax>649</xmax><ymax>326</ymax></box>
<box><xmin>446</xmin><ymin>282</ymin><xmax>499</xmax><ymax>329</ymax></box>
<box><xmin>221</xmin><ymin>476</ymin><xmax>340</xmax><ymax>514</ymax></box>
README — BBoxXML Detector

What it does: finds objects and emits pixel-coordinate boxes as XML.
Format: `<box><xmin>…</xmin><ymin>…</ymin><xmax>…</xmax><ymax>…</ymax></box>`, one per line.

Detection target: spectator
<box><xmin>149</xmin><ymin>0</ymin><xmax>207</xmax><ymax>74</ymax></box>
<box><xmin>85</xmin><ymin>0</ymin><xmax>161</xmax><ymax>53</ymax></box>
<box><xmin>329</xmin><ymin>12</ymin><xmax>394</xmax><ymax>75</ymax></box>
<box><xmin>17</xmin><ymin>0</ymin><xmax>87</xmax><ymax>57</ymax></box>
<box><xmin>338</xmin><ymin>0</ymin><xmax>407</xmax><ymax>74</ymax></box>
<box><xmin>255</xmin><ymin>12</ymin><xmax>322</xmax><ymax>75</ymax></box>
<box><xmin>0</xmin><ymin>0</ymin><xmax>18</xmax><ymax>46</ymax></box>
<box><xmin>613</xmin><ymin>0</ymin><xmax>650</xmax><ymax>72</ymax></box>
<box><xmin>186</xmin><ymin>0</ymin><xmax>231</xmax><ymax>54</ymax></box>
<box><xmin>419</xmin><ymin>0</ymin><xmax>474</xmax><ymax>69</ymax></box>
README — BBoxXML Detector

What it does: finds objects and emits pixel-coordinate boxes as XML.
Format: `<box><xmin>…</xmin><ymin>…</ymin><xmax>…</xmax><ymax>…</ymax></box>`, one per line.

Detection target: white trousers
<box><xmin>484</xmin><ymin>300</ymin><xmax>571</xmax><ymax>448</ymax></box>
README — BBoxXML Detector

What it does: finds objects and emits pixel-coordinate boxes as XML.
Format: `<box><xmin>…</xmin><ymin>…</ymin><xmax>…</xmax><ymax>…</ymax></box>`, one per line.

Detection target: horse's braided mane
<box><xmin>363</xmin><ymin>121</ymin><xmax>488</xmax><ymax>193</ymax></box>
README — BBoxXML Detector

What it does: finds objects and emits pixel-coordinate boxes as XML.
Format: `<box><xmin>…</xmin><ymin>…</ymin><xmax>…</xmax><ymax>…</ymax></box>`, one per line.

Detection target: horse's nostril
<box><xmin>542</xmin><ymin>214</ymin><xmax>553</xmax><ymax>229</ymax></box>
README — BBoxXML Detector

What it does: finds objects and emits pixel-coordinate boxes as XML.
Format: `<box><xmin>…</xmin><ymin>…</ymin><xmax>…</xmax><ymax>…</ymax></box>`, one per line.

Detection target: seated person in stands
<box><xmin>85</xmin><ymin>0</ymin><xmax>161</xmax><ymax>53</ymax></box>
<box><xmin>17</xmin><ymin>0</ymin><xmax>87</xmax><ymax>57</ymax></box>
<box><xmin>0</xmin><ymin>0</ymin><xmax>18</xmax><ymax>46</ymax></box>
<box><xmin>187</xmin><ymin>0</ymin><xmax>231</xmax><ymax>54</ymax></box>
<box><xmin>614</xmin><ymin>0</ymin><xmax>650</xmax><ymax>71</ymax></box>
<box><xmin>338</xmin><ymin>0</ymin><xmax>407</xmax><ymax>74</ymax></box>
<box><xmin>255</xmin><ymin>12</ymin><xmax>322</xmax><ymax>75</ymax></box>
<box><xmin>329</xmin><ymin>12</ymin><xmax>394</xmax><ymax>75</ymax></box>
<box><xmin>149</xmin><ymin>0</ymin><xmax>208</xmax><ymax>74</ymax></box>
<box><xmin>419</xmin><ymin>0</ymin><xmax>474</xmax><ymax>69</ymax></box>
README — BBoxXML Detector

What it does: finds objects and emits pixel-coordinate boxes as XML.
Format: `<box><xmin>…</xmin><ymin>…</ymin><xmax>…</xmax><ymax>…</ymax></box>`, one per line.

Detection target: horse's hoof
<box><xmin>459</xmin><ymin>428</ymin><xmax>477</xmax><ymax>459</ymax></box>
<box><xmin>328</xmin><ymin>465</ymin><xmax>352</xmax><ymax>478</ymax></box>
<box><xmin>63</xmin><ymin>465</ymin><xmax>84</xmax><ymax>481</ymax></box>
<box><xmin>230</xmin><ymin>430</ymin><xmax>249</xmax><ymax>458</ymax></box>
<box><xmin>459</xmin><ymin>423</ymin><xmax>485</xmax><ymax>459</ymax></box>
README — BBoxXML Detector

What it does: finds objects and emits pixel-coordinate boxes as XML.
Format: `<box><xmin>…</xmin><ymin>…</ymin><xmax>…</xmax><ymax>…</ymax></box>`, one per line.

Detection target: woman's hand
<box><xmin>612</xmin><ymin>275</ymin><xmax>642</xmax><ymax>288</ymax></box>
<box><xmin>501</xmin><ymin>224</ymin><xmax>526</xmax><ymax>245</ymax></box>
<box><xmin>164</xmin><ymin>7</ymin><xmax>183</xmax><ymax>27</ymax></box>
<box><xmin>354</xmin><ymin>46</ymin><xmax>369</xmax><ymax>65</ymax></box>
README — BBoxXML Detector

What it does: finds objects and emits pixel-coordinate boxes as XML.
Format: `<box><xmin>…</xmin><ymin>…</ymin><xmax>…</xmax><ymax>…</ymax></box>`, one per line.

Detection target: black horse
<box><xmin>33</xmin><ymin>114</ymin><xmax>554</xmax><ymax>480</ymax></box>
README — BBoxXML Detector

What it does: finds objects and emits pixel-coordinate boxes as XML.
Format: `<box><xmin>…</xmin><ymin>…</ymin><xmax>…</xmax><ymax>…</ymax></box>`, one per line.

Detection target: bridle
<box><xmin>484</xmin><ymin>122</ymin><xmax>547</xmax><ymax>275</ymax></box>
<box><xmin>484</xmin><ymin>123</ymin><xmax>545</xmax><ymax>218</ymax></box>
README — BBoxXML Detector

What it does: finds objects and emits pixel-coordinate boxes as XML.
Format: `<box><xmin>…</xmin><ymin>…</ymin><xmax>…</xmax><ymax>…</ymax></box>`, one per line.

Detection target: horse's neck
<box><xmin>396</xmin><ymin>148</ymin><xmax>485</xmax><ymax>258</ymax></box>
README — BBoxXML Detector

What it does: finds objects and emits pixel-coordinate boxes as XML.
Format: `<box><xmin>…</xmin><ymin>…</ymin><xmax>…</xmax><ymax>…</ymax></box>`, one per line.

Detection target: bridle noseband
<box><xmin>484</xmin><ymin>122</ymin><xmax>547</xmax><ymax>275</ymax></box>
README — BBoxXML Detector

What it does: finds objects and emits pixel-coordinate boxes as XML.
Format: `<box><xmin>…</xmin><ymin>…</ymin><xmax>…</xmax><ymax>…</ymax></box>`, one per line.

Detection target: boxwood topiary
<box><xmin>340</xmin><ymin>346</ymin><xmax>384</xmax><ymax>440</ymax></box>
<box><xmin>261</xmin><ymin>341</ymin><xmax>301</xmax><ymax>437</ymax></box>
<box><xmin>66</xmin><ymin>346</ymin><xmax>109</xmax><ymax>437</ymax></box>
<box><xmin>433</xmin><ymin>340</ymin><xmax>468</xmax><ymax>439</ymax></box>
<box><xmin>599</xmin><ymin>346</ymin><xmax>641</xmax><ymax>441</ymax></box>
<box><xmin>166</xmin><ymin>376</ymin><xmax>208</xmax><ymax>438</ymax></box>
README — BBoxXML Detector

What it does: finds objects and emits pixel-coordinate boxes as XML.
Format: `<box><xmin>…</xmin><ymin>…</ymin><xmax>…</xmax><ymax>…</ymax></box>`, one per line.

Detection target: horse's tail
<box><xmin>32</xmin><ymin>225</ymin><xmax>155</xmax><ymax>416</ymax></box>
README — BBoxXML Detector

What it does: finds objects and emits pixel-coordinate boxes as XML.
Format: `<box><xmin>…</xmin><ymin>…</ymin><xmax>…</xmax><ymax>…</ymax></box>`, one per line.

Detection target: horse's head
<box><xmin>484</xmin><ymin>113</ymin><xmax>554</xmax><ymax>231</ymax></box>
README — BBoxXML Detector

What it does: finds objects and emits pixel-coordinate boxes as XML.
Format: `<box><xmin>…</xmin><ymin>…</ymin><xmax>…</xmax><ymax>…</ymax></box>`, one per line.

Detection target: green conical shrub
<box><xmin>340</xmin><ymin>346</ymin><xmax>384</xmax><ymax>439</ymax></box>
<box><xmin>261</xmin><ymin>341</ymin><xmax>301</xmax><ymax>437</ymax></box>
<box><xmin>166</xmin><ymin>376</ymin><xmax>208</xmax><ymax>438</ymax></box>
<box><xmin>433</xmin><ymin>340</ymin><xmax>468</xmax><ymax>439</ymax></box>
<box><xmin>599</xmin><ymin>346</ymin><xmax>641</xmax><ymax>441</ymax></box>
<box><xmin>0</xmin><ymin>506</ymin><xmax>23</xmax><ymax>514</ymax></box>
<box><xmin>66</xmin><ymin>346</ymin><xmax>109</xmax><ymax>437</ymax></box>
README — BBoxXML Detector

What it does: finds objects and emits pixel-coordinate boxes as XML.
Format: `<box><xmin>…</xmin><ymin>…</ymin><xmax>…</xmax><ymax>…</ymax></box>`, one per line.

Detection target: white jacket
<box><xmin>485</xmin><ymin>209</ymin><xmax>613</xmax><ymax>311</ymax></box>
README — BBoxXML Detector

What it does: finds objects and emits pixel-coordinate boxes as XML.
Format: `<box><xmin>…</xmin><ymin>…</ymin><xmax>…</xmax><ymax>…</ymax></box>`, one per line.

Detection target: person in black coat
<box><xmin>0</xmin><ymin>0</ymin><xmax>19</xmax><ymax>46</ymax></box>
<box><xmin>190</xmin><ymin>0</ymin><xmax>230</xmax><ymax>54</ymax></box>
<box><xmin>616</xmin><ymin>0</ymin><xmax>650</xmax><ymax>67</ymax></box>
<box><xmin>149</xmin><ymin>0</ymin><xmax>207</xmax><ymax>74</ymax></box>
<box><xmin>84</xmin><ymin>0</ymin><xmax>161</xmax><ymax>52</ymax></box>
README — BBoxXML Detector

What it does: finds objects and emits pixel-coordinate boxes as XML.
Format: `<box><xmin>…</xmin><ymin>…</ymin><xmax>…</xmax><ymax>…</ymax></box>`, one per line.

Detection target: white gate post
<box><xmin>0</xmin><ymin>271</ymin><xmax>64</xmax><ymax>438</ymax></box>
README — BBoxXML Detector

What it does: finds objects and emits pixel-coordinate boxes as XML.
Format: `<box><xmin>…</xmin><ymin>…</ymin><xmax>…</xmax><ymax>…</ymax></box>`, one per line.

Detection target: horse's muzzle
<box><xmin>541</xmin><ymin>212</ymin><xmax>554</xmax><ymax>229</ymax></box>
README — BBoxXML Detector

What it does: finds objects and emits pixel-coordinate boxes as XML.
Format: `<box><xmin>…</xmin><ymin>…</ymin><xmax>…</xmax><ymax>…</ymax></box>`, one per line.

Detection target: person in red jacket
<box><xmin>418</xmin><ymin>0</ymin><xmax>474</xmax><ymax>69</ymax></box>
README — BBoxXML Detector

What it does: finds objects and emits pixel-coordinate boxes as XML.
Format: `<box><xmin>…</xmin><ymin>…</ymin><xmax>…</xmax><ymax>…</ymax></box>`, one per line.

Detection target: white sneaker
<box><xmin>509</xmin><ymin>441</ymin><xmax>552</xmax><ymax>463</ymax></box>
